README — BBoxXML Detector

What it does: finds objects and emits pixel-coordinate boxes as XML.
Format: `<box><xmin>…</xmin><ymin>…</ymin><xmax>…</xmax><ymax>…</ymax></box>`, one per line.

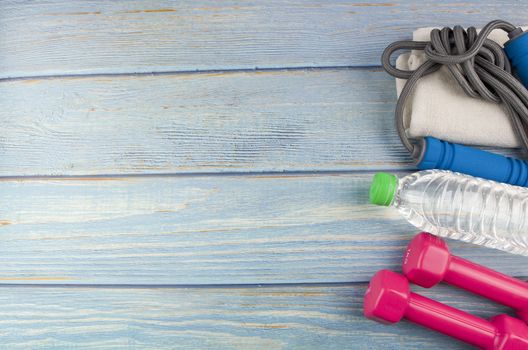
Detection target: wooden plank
<box><xmin>3</xmin><ymin>1</ymin><xmax>528</xmax><ymax>77</ymax></box>
<box><xmin>0</xmin><ymin>173</ymin><xmax>526</xmax><ymax>285</ymax></box>
<box><xmin>0</xmin><ymin>284</ymin><xmax>511</xmax><ymax>349</ymax></box>
<box><xmin>2</xmin><ymin>69</ymin><xmax>521</xmax><ymax>176</ymax></box>
<box><xmin>0</xmin><ymin>68</ymin><xmax>415</xmax><ymax>176</ymax></box>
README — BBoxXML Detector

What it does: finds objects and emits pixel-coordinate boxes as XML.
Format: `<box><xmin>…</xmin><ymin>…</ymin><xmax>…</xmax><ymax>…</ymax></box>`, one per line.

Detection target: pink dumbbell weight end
<box><xmin>403</xmin><ymin>232</ymin><xmax>528</xmax><ymax>322</ymax></box>
<box><xmin>364</xmin><ymin>270</ymin><xmax>528</xmax><ymax>349</ymax></box>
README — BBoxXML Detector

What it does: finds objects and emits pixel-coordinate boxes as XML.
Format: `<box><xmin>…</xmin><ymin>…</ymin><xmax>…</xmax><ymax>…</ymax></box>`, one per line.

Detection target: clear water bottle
<box><xmin>370</xmin><ymin>169</ymin><xmax>528</xmax><ymax>255</ymax></box>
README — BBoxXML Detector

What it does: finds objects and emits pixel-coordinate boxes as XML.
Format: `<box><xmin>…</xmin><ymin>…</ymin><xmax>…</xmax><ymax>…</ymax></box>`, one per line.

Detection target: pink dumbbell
<box><xmin>364</xmin><ymin>270</ymin><xmax>528</xmax><ymax>349</ymax></box>
<box><xmin>403</xmin><ymin>232</ymin><xmax>528</xmax><ymax>322</ymax></box>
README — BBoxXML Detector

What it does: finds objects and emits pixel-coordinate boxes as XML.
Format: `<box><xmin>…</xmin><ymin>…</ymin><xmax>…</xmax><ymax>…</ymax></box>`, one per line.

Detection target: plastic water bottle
<box><xmin>369</xmin><ymin>170</ymin><xmax>528</xmax><ymax>255</ymax></box>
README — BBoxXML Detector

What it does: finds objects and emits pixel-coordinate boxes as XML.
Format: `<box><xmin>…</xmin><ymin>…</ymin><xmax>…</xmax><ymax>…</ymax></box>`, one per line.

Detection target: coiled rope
<box><xmin>381</xmin><ymin>20</ymin><xmax>528</xmax><ymax>157</ymax></box>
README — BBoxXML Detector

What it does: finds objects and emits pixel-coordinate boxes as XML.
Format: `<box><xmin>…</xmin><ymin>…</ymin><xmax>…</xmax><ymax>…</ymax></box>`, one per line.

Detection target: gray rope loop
<box><xmin>381</xmin><ymin>20</ymin><xmax>528</xmax><ymax>155</ymax></box>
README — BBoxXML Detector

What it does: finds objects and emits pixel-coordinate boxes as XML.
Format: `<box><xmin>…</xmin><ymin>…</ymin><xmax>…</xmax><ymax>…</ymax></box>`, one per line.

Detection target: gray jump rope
<box><xmin>381</xmin><ymin>19</ymin><xmax>528</xmax><ymax>158</ymax></box>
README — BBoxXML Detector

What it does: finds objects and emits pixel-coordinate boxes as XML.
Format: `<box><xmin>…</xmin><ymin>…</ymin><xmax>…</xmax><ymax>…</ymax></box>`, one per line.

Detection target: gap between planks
<box><xmin>0</xmin><ymin>281</ymin><xmax>374</xmax><ymax>289</ymax></box>
<box><xmin>0</xmin><ymin>65</ymin><xmax>382</xmax><ymax>83</ymax></box>
<box><xmin>0</xmin><ymin>278</ymin><xmax>526</xmax><ymax>289</ymax></box>
<box><xmin>0</xmin><ymin>169</ymin><xmax>410</xmax><ymax>181</ymax></box>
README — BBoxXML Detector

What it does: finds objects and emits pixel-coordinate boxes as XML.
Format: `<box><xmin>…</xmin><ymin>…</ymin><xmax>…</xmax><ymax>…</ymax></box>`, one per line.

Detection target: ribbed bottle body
<box><xmin>394</xmin><ymin>170</ymin><xmax>528</xmax><ymax>255</ymax></box>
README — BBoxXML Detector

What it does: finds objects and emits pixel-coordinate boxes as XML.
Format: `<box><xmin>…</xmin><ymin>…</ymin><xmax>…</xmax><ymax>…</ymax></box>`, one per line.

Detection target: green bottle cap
<box><xmin>369</xmin><ymin>172</ymin><xmax>398</xmax><ymax>206</ymax></box>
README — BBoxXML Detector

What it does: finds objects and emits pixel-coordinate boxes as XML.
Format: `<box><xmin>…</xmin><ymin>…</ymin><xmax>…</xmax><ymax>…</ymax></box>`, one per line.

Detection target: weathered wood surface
<box><xmin>0</xmin><ymin>284</ymin><xmax>510</xmax><ymax>349</ymax></box>
<box><xmin>2</xmin><ymin>0</ymin><xmax>528</xmax><ymax>78</ymax></box>
<box><xmin>0</xmin><ymin>173</ymin><xmax>525</xmax><ymax>285</ymax></box>
<box><xmin>2</xmin><ymin>1</ymin><xmax>527</xmax><ymax>348</ymax></box>
<box><xmin>0</xmin><ymin>69</ymin><xmax>412</xmax><ymax>176</ymax></box>
<box><xmin>2</xmin><ymin>69</ymin><xmax>522</xmax><ymax>176</ymax></box>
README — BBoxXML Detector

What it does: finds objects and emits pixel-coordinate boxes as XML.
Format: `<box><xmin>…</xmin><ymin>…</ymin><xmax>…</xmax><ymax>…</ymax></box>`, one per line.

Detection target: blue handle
<box><xmin>415</xmin><ymin>137</ymin><xmax>528</xmax><ymax>187</ymax></box>
<box><xmin>505</xmin><ymin>30</ymin><xmax>528</xmax><ymax>88</ymax></box>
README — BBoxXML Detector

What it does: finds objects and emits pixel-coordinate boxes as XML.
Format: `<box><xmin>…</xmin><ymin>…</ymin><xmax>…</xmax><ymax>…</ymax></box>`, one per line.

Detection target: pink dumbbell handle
<box><xmin>446</xmin><ymin>255</ymin><xmax>528</xmax><ymax>310</ymax></box>
<box><xmin>406</xmin><ymin>291</ymin><xmax>495</xmax><ymax>348</ymax></box>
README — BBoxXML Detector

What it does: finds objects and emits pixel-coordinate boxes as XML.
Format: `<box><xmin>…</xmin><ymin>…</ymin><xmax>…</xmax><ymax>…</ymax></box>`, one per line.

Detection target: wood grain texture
<box><xmin>2</xmin><ymin>68</ymin><xmax>522</xmax><ymax>176</ymax></box>
<box><xmin>0</xmin><ymin>284</ymin><xmax>511</xmax><ymax>349</ymax></box>
<box><xmin>3</xmin><ymin>2</ymin><xmax>526</xmax><ymax>349</ymax></box>
<box><xmin>0</xmin><ymin>68</ymin><xmax>413</xmax><ymax>176</ymax></box>
<box><xmin>3</xmin><ymin>1</ymin><xmax>528</xmax><ymax>77</ymax></box>
<box><xmin>0</xmin><ymin>173</ymin><xmax>525</xmax><ymax>285</ymax></box>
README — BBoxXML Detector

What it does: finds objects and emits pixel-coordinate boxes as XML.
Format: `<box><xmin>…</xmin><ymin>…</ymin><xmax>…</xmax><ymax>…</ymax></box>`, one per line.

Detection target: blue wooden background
<box><xmin>1</xmin><ymin>1</ymin><xmax>527</xmax><ymax>348</ymax></box>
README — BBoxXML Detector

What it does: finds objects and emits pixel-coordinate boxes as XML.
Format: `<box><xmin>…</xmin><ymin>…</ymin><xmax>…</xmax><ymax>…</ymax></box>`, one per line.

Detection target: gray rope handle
<box><xmin>381</xmin><ymin>20</ymin><xmax>528</xmax><ymax>156</ymax></box>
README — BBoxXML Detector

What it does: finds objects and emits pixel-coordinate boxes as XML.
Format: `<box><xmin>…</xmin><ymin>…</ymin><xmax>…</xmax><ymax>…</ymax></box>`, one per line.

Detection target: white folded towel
<box><xmin>395</xmin><ymin>27</ymin><xmax>527</xmax><ymax>148</ymax></box>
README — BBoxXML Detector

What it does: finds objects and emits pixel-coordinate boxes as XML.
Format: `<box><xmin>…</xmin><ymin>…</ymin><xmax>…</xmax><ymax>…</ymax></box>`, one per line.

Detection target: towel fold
<box><xmin>395</xmin><ymin>27</ymin><xmax>527</xmax><ymax>148</ymax></box>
